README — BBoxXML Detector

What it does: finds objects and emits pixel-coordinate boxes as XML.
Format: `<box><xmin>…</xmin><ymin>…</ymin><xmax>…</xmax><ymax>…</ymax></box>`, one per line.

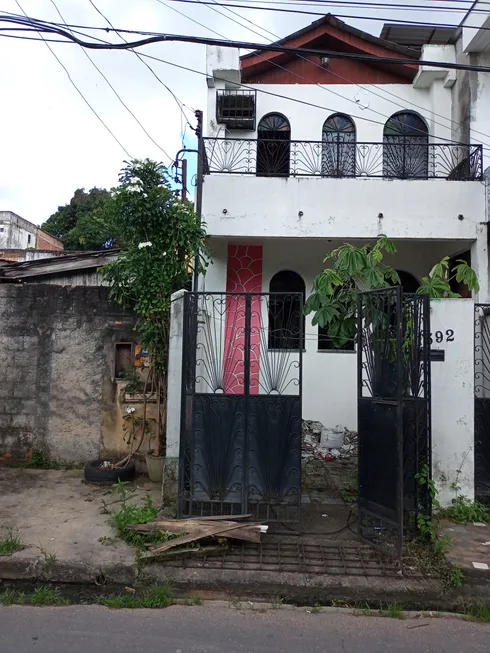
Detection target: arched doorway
<box><xmin>257</xmin><ymin>113</ymin><xmax>291</xmax><ymax>177</ymax></box>
<box><xmin>395</xmin><ymin>270</ymin><xmax>420</xmax><ymax>293</ymax></box>
<box><xmin>268</xmin><ymin>270</ymin><xmax>305</xmax><ymax>350</ymax></box>
<box><xmin>322</xmin><ymin>113</ymin><xmax>356</xmax><ymax>177</ymax></box>
<box><xmin>383</xmin><ymin>111</ymin><xmax>429</xmax><ymax>179</ymax></box>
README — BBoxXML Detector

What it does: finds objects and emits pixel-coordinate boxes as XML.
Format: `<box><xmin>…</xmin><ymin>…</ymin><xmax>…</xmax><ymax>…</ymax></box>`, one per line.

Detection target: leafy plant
<box><xmin>102</xmin><ymin>159</ymin><xmax>208</xmax><ymax>457</ymax></box>
<box><xmin>305</xmin><ymin>236</ymin><xmax>479</xmax><ymax>348</ymax></box>
<box><xmin>440</xmin><ymin>496</ymin><xmax>490</xmax><ymax>524</ymax></box>
<box><xmin>109</xmin><ymin>481</ymin><xmax>175</xmax><ymax>549</ymax></box>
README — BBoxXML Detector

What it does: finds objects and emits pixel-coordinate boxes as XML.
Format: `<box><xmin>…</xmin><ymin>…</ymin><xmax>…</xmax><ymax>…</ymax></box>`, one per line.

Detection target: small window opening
<box><xmin>115</xmin><ymin>342</ymin><xmax>134</xmax><ymax>378</ymax></box>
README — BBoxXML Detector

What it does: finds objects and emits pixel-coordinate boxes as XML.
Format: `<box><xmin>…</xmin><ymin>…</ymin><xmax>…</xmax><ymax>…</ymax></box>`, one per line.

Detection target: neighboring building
<box><xmin>200</xmin><ymin>14</ymin><xmax>488</xmax><ymax>429</ymax></box>
<box><xmin>0</xmin><ymin>249</ymin><xmax>118</xmax><ymax>286</ymax></box>
<box><xmin>0</xmin><ymin>211</ymin><xmax>63</xmax><ymax>254</ymax></box>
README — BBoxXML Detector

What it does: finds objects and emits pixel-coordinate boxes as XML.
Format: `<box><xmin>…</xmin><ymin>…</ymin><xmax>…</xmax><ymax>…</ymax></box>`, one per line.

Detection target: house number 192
<box><xmin>430</xmin><ymin>329</ymin><xmax>454</xmax><ymax>344</ymax></box>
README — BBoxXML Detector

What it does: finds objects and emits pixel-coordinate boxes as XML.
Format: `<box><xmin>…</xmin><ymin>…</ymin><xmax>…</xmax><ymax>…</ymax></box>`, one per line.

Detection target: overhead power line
<box><xmin>11</xmin><ymin>1</ymin><xmax>131</xmax><ymax>157</ymax></box>
<box><xmin>87</xmin><ymin>0</ymin><xmax>195</xmax><ymax>143</ymax></box>
<box><xmin>4</xmin><ymin>15</ymin><xmax>490</xmax><ymax>73</ymax></box>
<box><xmin>48</xmin><ymin>0</ymin><xmax>172</xmax><ymax>161</ymax></box>
<box><xmin>187</xmin><ymin>0</ymin><xmax>490</xmax><ymax>11</ymax></box>
<box><xmin>166</xmin><ymin>0</ymin><xmax>490</xmax><ymax>28</ymax></box>
<box><xmin>197</xmin><ymin>0</ymin><xmax>490</xmax><ymax>148</ymax></box>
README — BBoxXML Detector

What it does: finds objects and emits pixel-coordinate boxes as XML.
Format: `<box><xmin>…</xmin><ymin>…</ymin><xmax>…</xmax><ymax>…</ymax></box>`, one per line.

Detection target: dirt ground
<box><xmin>0</xmin><ymin>468</ymin><xmax>161</xmax><ymax>572</ymax></box>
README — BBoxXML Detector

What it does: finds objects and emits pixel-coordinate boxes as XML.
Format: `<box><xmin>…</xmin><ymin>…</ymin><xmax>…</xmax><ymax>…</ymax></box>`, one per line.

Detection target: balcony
<box><xmin>203</xmin><ymin>138</ymin><xmax>483</xmax><ymax>181</ymax></box>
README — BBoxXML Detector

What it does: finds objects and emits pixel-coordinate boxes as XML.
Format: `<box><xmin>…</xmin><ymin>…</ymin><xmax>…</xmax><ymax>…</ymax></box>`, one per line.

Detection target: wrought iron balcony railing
<box><xmin>203</xmin><ymin>138</ymin><xmax>483</xmax><ymax>181</ymax></box>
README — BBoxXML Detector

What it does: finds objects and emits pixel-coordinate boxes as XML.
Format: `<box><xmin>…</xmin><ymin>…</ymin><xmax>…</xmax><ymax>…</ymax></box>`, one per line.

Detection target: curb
<box><xmin>1</xmin><ymin>555</ymin><xmax>490</xmax><ymax>611</ymax></box>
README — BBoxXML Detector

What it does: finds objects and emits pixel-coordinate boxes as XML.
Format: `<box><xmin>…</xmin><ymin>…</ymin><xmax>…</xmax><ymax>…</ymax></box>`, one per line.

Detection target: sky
<box><xmin>0</xmin><ymin>0</ymin><xmax>474</xmax><ymax>226</ymax></box>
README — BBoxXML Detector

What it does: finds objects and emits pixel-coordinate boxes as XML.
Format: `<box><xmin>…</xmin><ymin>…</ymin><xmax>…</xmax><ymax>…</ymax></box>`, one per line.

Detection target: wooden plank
<box><xmin>147</xmin><ymin>521</ymin><xmax>252</xmax><ymax>554</ymax></box>
<box><xmin>127</xmin><ymin>519</ymin><xmax>263</xmax><ymax>543</ymax></box>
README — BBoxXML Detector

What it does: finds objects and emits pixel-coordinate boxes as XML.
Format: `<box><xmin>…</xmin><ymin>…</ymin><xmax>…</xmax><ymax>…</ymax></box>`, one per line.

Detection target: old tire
<box><xmin>84</xmin><ymin>458</ymin><xmax>136</xmax><ymax>485</ymax></box>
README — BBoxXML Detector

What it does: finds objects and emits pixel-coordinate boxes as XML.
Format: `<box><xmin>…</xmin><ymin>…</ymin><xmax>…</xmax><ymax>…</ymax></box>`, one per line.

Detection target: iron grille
<box><xmin>216</xmin><ymin>90</ymin><xmax>256</xmax><ymax>130</ymax></box>
<box><xmin>203</xmin><ymin>137</ymin><xmax>483</xmax><ymax>180</ymax></box>
<box><xmin>178</xmin><ymin>292</ymin><xmax>302</xmax><ymax>529</ymax></box>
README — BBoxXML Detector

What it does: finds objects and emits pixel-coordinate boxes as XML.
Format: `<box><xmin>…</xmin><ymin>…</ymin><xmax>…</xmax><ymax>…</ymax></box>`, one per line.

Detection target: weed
<box><xmin>38</xmin><ymin>544</ymin><xmax>58</xmax><ymax>568</ymax></box>
<box><xmin>0</xmin><ymin>587</ymin><xmax>67</xmax><ymax>606</ymax></box>
<box><xmin>271</xmin><ymin>597</ymin><xmax>284</xmax><ymax>609</ymax></box>
<box><xmin>190</xmin><ymin>594</ymin><xmax>203</xmax><ymax>606</ymax></box>
<box><xmin>101</xmin><ymin>584</ymin><xmax>172</xmax><ymax>609</ymax></box>
<box><xmin>98</xmin><ymin>536</ymin><xmax>116</xmax><ymax>546</ymax></box>
<box><xmin>0</xmin><ymin>528</ymin><xmax>23</xmax><ymax>555</ymax></box>
<box><xmin>311</xmin><ymin>602</ymin><xmax>321</xmax><ymax>614</ymax></box>
<box><xmin>449</xmin><ymin>566</ymin><xmax>464</xmax><ymax>587</ymax></box>
<box><xmin>109</xmin><ymin>481</ymin><xmax>175</xmax><ymax>550</ymax></box>
<box><xmin>465</xmin><ymin>602</ymin><xmax>490</xmax><ymax>622</ymax></box>
<box><xmin>440</xmin><ymin>496</ymin><xmax>490</xmax><ymax>524</ymax></box>
<box><xmin>386</xmin><ymin>602</ymin><xmax>404</xmax><ymax>619</ymax></box>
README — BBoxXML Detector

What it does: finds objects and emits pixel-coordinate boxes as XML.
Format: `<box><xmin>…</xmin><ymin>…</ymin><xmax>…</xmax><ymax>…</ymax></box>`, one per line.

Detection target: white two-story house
<box><xmin>197</xmin><ymin>14</ymin><xmax>488</xmax><ymax>431</ymax></box>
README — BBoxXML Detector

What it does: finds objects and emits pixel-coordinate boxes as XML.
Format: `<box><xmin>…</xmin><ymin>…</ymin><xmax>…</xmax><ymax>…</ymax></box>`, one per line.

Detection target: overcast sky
<box><xmin>0</xmin><ymin>0</ymin><xmax>471</xmax><ymax>225</ymax></box>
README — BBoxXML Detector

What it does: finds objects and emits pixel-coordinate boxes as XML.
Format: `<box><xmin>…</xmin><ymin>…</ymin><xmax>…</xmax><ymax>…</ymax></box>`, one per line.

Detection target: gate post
<box><xmin>162</xmin><ymin>289</ymin><xmax>186</xmax><ymax>505</ymax></box>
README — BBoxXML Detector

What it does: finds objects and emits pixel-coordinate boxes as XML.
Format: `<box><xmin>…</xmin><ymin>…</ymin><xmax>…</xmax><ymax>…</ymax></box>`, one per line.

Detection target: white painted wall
<box><xmin>430</xmin><ymin>299</ymin><xmax>474</xmax><ymax>506</ymax></box>
<box><xmin>203</xmin><ymin>238</ymin><xmax>475</xmax><ymax>429</ymax></box>
<box><xmin>202</xmin><ymin>176</ymin><xmax>485</xmax><ymax>242</ymax></box>
<box><xmin>166</xmin><ymin>290</ymin><xmax>185</xmax><ymax>460</ymax></box>
<box><xmin>205</xmin><ymin>77</ymin><xmax>453</xmax><ymax>144</ymax></box>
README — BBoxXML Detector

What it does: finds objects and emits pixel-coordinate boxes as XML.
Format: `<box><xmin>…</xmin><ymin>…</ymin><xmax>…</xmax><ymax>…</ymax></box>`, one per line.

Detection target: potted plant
<box><xmin>101</xmin><ymin>159</ymin><xmax>207</xmax><ymax>483</ymax></box>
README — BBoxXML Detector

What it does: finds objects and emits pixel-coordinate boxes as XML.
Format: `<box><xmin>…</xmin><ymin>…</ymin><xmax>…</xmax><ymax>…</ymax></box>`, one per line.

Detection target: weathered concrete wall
<box><xmin>0</xmin><ymin>284</ymin><xmax>139</xmax><ymax>463</ymax></box>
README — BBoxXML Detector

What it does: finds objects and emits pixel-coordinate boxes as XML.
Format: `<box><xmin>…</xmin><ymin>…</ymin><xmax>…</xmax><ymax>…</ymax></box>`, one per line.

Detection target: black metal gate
<box><xmin>357</xmin><ymin>288</ymin><xmax>431</xmax><ymax>556</ymax></box>
<box><xmin>475</xmin><ymin>304</ymin><xmax>490</xmax><ymax>500</ymax></box>
<box><xmin>178</xmin><ymin>292</ymin><xmax>302</xmax><ymax>527</ymax></box>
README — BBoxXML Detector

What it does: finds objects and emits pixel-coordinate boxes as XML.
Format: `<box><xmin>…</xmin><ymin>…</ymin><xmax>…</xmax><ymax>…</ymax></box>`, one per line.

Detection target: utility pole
<box><xmin>173</xmin><ymin>110</ymin><xmax>204</xmax><ymax>292</ymax></box>
<box><xmin>193</xmin><ymin>109</ymin><xmax>204</xmax><ymax>292</ymax></box>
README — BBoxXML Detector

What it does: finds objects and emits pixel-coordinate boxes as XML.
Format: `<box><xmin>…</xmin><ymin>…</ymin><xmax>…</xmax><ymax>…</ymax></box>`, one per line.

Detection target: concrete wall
<box><xmin>202</xmin><ymin>176</ymin><xmax>485</xmax><ymax>241</ymax></box>
<box><xmin>431</xmin><ymin>299</ymin><xmax>475</xmax><ymax>505</ymax></box>
<box><xmin>0</xmin><ymin>284</ymin><xmax>143</xmax><ymax>463</ymax></box>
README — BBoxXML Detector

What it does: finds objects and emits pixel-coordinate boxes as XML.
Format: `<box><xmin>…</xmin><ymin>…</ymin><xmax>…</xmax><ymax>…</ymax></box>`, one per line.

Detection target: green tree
<box><xmin>41</xmin><ymin>187</ymin><xmax>115</xmax><ymax>250</ymax></box>
<box><xmin>102</xmin><ymin>159</ymin><xmax>207</xmax><ymax>458</ymax></box>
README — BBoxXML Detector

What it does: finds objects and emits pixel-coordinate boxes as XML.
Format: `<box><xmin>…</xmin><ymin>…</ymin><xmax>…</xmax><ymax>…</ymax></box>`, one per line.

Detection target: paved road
<box><xmin>1</xmin><ymin>604</ymin><xmax>489</xmax><ymax>653</ymax></box>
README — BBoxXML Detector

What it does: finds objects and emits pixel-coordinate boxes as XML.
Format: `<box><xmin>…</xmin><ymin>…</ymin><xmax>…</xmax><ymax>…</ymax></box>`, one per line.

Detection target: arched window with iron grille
<box><xmin>383</xmin><ymin>111</ymin><xmax>429</xmax><ymax>179</ymax></box>
<box><xmin>322</xmin><ymin>113</ymin><xmax>356</xmax><ymax>177</ymax></box>
<box><xmin>257</xmin><ymin>113</ymin><xmax>291</xmax><ymax>177</ymax></box>
<box><xmin>268</xmin><ymin>270</ymin><xmax>305</xmax><ymax>350</ymax></box>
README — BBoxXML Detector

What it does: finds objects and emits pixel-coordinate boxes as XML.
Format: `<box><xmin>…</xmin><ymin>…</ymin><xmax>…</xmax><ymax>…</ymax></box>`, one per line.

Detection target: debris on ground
<box><xmin>302</xmin><ymin>420</ymin><xmax>358</xmax><ymax>462</ymax></box>
<box><xmin>128</xmin><ymin>514</ymin><xmax>269</xmax><ymax>559</ymax></box>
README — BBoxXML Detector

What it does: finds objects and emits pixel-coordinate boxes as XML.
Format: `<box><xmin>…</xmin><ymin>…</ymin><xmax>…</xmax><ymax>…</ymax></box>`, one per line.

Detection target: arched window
<box><xmin>383</xmin><ymin>111</ymin><xmax>429</xmax><ymax>179</ymax></box>
<box><xmin>395</xmin><ymin>270</ymin><xmax>420</xmax><ymax>293</ymax></box>
<box><xmin>257</xmin><ymin>113</ymin><xmax>291</xmax><ymax>177</ymax></box>
<box><xmin>268</xmin><ymin>270</ymin><xmax>305</xmax><ymax>350</ymax></box>
<box><xmin>322</xmin><ymin>113</ymin><xmax>356</xmax><ymax>177</ymax></box>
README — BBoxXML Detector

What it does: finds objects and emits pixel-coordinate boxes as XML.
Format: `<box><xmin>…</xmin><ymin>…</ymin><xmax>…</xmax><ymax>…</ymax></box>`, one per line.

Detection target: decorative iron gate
<box><xmin>357</xmin><ymin>288</ymin><xmax>431</xmax><ymax>556</ymax></box>
<box><xmin>475</xmin><ymin>304</ymin><xmax>490</xmax><ymax>500</ymax></box>
<box><xmin>178</xmin><ymin>292</ymin><xmax>302</xmax><ymax>527</ymax></box>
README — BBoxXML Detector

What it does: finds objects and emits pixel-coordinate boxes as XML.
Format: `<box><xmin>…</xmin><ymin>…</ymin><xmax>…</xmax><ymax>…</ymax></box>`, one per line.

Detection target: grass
<box><xmin>100</xmin><ymin>584</ymin><xmax>172</xmax><ymax>609</ymax></box>
<box><xmin>109</xmin><ymin>482</ymin><xmax>178</xmax><ymax>551</ymax></box>
<box><xmin>38</xmin><ymin>544</ymin><xmax>58</xmax><ymax>568</ymax></box>
<box><xmin>439</xmin><ymin>496</ymin><xmax>490</xmax><ymax>525</ymax></box>
<box><xmin>464</xmin><ymin>602</ymin><xmax>490</xmax><ymax>622</ymax></box>
<box><xmin>0</xmin><ymin>587</ymin><xmax>68</xmax><ymax>606</ymax></box>
<box><xmin>0</xmin><ymin>528</ymin><xmax>24</xmax><ymax>556</ymax></box>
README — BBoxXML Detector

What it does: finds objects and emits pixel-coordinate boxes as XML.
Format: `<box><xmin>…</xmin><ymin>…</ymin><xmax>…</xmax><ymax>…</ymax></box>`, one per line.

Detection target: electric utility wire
<box><xmin>5</xmin><ymin>15</ymin><xmax>490</xmax><ymax>72</ymax></box>
<box><xmin>7</xmin><ymin>14</ymin><xmax>490</xmax><ymax>150</ymax></box>
<box><xmin>206</xmin><ymin>0</ymin><xmax>490</xmax><ymax>149</ymax></box>
<box><xmin>166</xmin><ymin>0</ymin><xmax>490</xmax><ymax>28</ymax></box>
<box><xmin>188</xmin><ymin>0</ymin><xmax>490</xmax><ymax>11</ymax></box>
<box><xmin>48</xmin><ymin>0</ymin><xmax>172</xmax><ymax>162</ymax></box>
<box><xmin>87</xmin><ymin>0</ymin><xmax>195</xmax><ymax>143</ymax></box>
<box><xmin>11</xmin><ymin>1</ymin><xmax>131</xmax><ymax>158</ymax></box>
<box><xmin>29</xmin><ymin>17</ymin><xmax>490</xmax><ymax>151</ymax></box>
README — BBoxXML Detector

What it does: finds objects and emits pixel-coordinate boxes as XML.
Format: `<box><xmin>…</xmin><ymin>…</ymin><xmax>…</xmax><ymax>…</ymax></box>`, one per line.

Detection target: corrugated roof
<box><xmin>0</xmin><ymin>249</ymin><xmax>119</xmax><ymax>280</ymax></box>
<box><xmin>380</xmin><ymin>23</ymin><xmax>460</xmax><ymax>50</ymax></box>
